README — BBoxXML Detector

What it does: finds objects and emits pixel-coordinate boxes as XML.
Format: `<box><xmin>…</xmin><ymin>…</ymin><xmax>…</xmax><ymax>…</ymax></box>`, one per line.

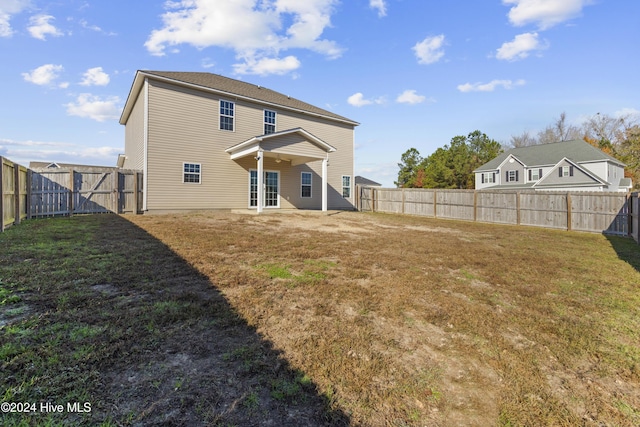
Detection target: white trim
<box><xmin>301</xmin><ymin>171</ymin><xmax>312</xmax><ymax>198</ymax></box>
<box><xmin>182</xmin><ymin>162</ymin><xmax>202</xmax><ymax>184</ymax></box>
<box><xmin>226</xmin><ymin>127</ymin><xmax>336</xmax><ymax>155</ymax></box>
<box><xmin>143</xmin><ymin>78</ymin><xmax>149</xmax><ymax>211</ymax></box>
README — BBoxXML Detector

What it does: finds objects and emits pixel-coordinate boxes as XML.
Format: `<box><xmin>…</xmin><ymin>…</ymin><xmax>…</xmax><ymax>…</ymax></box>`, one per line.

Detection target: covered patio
<box><xmin>225</xmin><ymin>128</ymin><xmax>337</xmax><ymax>213</ymax></box>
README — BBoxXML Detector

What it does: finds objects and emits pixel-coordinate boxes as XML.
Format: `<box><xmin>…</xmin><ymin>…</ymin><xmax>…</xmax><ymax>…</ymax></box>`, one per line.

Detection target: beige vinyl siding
<box><xmin>144</xmin><ymin>79</ymin><xmax>355</xmax><ymax>211</ymax></box>
<box><xmin>123</xmin><ymin>91</ymin><xmax>145</xmax><ymax>170</ymax></box>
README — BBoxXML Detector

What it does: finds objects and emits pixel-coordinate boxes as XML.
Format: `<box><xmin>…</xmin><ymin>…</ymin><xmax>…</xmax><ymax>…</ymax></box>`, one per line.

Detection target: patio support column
<box><xmin>257</xmin><ymin>149</ymin><xmax>264</xmax><ymax>214</ymax></box>
<box><xmin>322</xmin><ymin>156</ymin><xmax>328</xmax><ymax>212</ymax></box>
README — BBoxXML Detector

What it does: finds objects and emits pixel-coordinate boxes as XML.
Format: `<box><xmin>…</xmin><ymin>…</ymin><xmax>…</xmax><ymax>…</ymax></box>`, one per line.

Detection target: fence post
<box><xmin>372</xmin><ymin>188</ymin><xmax>376</xmax><ymax>213</ymax></box>
<box><xmin>473</xmin><ymin>190</ymin><xmax>477</xmax><ymax>222</ymax></box>
<box><xmin>433</xmin><ymin>189</ymin><xmax>437</xmax><ymax>218</ymax></box>
<box><xmin>516</xmin><ymin>192</ymin><xmax>521</xmax><ymax>226</ymax></box>
<box><xmin>133</xmin><ymin>172</ymin><xmax>139</xmax><ymax>214</ymax></box>
<box><xmin>0</xmin><ymin>157</ymin><xmax>4</xmax><ymax>232</ymax></box>
<box><xmin>566</xmin><ymin>192</ymin><xmax>572</xmax><ymax>231</ymax></box>
<box><xmin>14</xmin><ymin>163</ymin><xmax>20</xmax><ymax>225</ymax></box>
<box><xmin>112</xmin><ymin>171</ymin><xmax>118</xmax><ymax>213</ymax></box>
<box><xmin>68</xmin><ymin>169</ymin><xmax>75</xmax><ymax>216</ymax></box>
<box><xmin>26</xmin><ymin>168</ymin><xmax>31</xmax><ymax>220</ymax></box>
<box><xmin>402</xmin><ymin>188</ymin><xmax>405</xmax><ymax>214</ymax></box>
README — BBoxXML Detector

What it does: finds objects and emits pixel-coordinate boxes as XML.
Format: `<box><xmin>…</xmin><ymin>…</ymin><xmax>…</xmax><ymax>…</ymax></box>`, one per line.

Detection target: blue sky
<box><xmin>1</xmin><ymin>0</ymin><xmax>638</xmax><ymax>187</ymax></box>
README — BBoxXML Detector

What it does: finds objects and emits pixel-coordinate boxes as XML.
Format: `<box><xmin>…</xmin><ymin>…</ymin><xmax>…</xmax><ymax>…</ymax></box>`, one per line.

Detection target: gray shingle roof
<box><xmin>475</xmin><ymin>139</ymin><xmax>625</xmax><ymax>172</ymax></box>
<box><xmin>143</xmin><ymin>71</ymin><xmax>358</xmax><ymax>125</ymax></box>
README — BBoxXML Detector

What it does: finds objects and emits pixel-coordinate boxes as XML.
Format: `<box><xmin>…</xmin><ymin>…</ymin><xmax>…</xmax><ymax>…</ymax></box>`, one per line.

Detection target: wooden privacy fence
<box><xmin>1</xmin><ymin>156</ymin><xmax>143</xmax><ymax>232</ymax></box>
<box><xmin>357</xmin><ymin>186</ymin><xmax>639</xmax><ymax>241</ymax></box>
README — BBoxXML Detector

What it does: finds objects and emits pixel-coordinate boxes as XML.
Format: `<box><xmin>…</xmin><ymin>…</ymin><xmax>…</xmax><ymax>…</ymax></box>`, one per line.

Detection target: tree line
<box><xmin>396</xmin><ymin>112</ymin><xmax>640</xmax><ymax>189</ymax></box>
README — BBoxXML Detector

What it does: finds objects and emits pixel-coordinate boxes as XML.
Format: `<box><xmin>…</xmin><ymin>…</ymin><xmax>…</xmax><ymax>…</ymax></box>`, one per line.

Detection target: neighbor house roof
<box><xmin>474</xmin><ymin>139</ymin><xmax>625</xmax><ymax>172</ymax></box>
<box><xmin>29</xmin><ymin>161</ymin><xmax>116</xmax><ymax>170</ymax></box>
<box><xmin>120</xmin><ymin>70</ymin><xmax>359</xmax><ymax>127</ymax></box>
<box><xmin>355</xmin><ymin>176</ymin><xmax>382</xmax><ymax>186</ymax></box>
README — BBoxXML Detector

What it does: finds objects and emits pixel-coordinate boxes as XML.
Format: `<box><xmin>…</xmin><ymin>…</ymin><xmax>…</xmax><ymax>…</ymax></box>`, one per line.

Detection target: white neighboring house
<box><xmin>474</xmin><ymin>139</ymin><xmax>632</xmax><ymax>192</ymax></box>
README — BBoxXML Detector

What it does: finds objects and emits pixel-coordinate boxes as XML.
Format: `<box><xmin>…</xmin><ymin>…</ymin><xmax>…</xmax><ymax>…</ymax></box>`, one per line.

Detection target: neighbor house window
<box><xmin>342</xmin><ymin>175</ymin><xmax>351</xmax><ymax>198</ymax></box>
<box><xmin>506</xmin><ymin>170</ymin><xmax>518</xmax><ymax>182</ymax></box>
<box><xmin>530</xmin><ymin>169</ymin><xmax>541</xmax><ymax>181</ymax></box>
<box><xmin>219</xmin><ymin>100</ymin><xmax>234</xmax><ymax>131</ymax></box>
<box><xmin>482</xmin><ymin>173</ymin><xmax>495</xmax><ymax>184</ymax></box>
<box><xmin>183</xmin><ymin>163</ymin><xmax>201</xmax><ymax>183</ymax></box>
<box><xmin>301</xmin><ymin>172</ymin><xmax>312</xmax><ymax>198</ymax></box>
<box><xmin>560</xmin><ymin>166</ymin><xmax>574</xmax><ymax>177</ymax></box>
<box><xmin>264</xmin><ymin>110</ymin><xmax>276</xmax><ymax>134</ymax></box>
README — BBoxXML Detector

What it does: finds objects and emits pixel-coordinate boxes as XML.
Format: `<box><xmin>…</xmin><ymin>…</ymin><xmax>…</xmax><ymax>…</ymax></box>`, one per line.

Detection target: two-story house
<box><xmin>118</xmin><ymin>71</ymin><xmax>359</xmax><ymax>213</ymax></box>
<box><xmin>474</xmin><ymin>139</ymin><xmax>631</xmax><ymax>192</ymax></box>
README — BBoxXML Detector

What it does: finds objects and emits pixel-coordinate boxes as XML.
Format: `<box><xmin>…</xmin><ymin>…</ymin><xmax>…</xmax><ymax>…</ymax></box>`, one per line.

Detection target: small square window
<box><xmin>183</xmin><ymin>163</ymin><xmax>201</xmax><ymax>183</ymax></box>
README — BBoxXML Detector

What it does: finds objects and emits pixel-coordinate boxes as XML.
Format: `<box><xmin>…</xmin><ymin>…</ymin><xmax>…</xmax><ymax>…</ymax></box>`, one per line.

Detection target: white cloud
<box><xmin>413</xmin><ymin>34</ymin><xmax>445</xmax><ymax>65</ymax></box>
<box><xmin>496</xmin><ymin>32</ymin><xmax>547</xmax><ymax>61</ymax></box>
<box><xmin>347</xmin><ymin>92</ymin><xmax>384</xmax><ymax>107</ymax></box>
<box><xmin>457</xmin><ymin>79</ymin><xmax>526</xmax><ymax>93</ymax></box>
<box><xmin>22</xmin><ymin>64</ymin><xmax>64</xmax><ymax>86</ymax></box>
<box><xmin>27</xmin><ymin>14</ymin><xmax>63</xmax><ymax>40</ymax></box>
<box><xmin>503</xmin><ymin>0</ymin><xmax>590</xmax><ymax>30</ymax></box>
<box><xmin>370</xmin><ymin>0</ymin><xmax>387</xmax><ymax>17</ymax></box>
<box><xmin>0</xmin><ymin>138</ymin><xmax>122</xmax><ymax>165</ymax></box>
<box><xmin>145</xmin><ymin>0</ymin><xmax>342</xmax><ymax>76</ymax></box>
<box><xmin>80</xmin><ymin>67</ymin><xmax>110</xmax><ymax>86</ymax></box>
<box><xmin>65</xmin><ymin>94</ymin><xmax>121</xmax><ymax>122</ymax></box>
<box><xmin>233</xmin><ymin>55</ymin><xmax>301</xmax><ymax>76</ymax></box>
<box><xmin>0</xmin><ymin>0</ymin><xmax>31</xmax><ymax>37</ymax></box>
<box><xmin>396</xmin><ymin>90</ymin><xmax>429</xmax><ymax>105</ymax></box>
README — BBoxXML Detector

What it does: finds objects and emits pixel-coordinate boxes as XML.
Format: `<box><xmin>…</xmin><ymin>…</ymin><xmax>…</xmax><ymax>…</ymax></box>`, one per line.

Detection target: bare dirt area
<box><xmin>1</xmin><ymin>211</ymin><xmax>639</xmax><ymax>426</ymax></box>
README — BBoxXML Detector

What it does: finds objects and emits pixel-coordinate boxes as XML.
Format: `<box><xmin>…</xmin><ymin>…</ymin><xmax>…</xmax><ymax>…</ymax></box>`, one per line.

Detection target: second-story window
<box><xmin>264</xmin><ymin>110</ymin><xmax>276</xmax><ymax>134</ymax></box>
<box><xmin>220</xmin><ymin>100</ymin><xmax>234</xmax><ymax>131</ymax></box>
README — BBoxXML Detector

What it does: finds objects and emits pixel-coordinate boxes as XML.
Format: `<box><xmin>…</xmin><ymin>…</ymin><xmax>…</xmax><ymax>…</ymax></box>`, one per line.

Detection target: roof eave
<box><xmin>121</xmin><ymin>71</ymin><xmax>359</xmax><ymax>127</ymax></box>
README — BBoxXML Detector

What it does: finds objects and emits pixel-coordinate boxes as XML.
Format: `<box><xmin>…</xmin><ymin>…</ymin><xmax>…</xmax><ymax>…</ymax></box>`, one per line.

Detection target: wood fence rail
<box><xmin>357</xmin><ymin>185</ymin><xmax>639</xmax><ymax>243</ymax></box>
<box><xmin>1</xmin><ymin>156</ymin><xmax>143</xmax><ymax>232</ymax></box>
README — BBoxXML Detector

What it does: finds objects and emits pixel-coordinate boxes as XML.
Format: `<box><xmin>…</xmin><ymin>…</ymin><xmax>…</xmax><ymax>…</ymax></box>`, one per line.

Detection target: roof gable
<box><xmin>120</xmin><ymin>70</ymin><xmax>359</xmax><ymax>127</ymax></box>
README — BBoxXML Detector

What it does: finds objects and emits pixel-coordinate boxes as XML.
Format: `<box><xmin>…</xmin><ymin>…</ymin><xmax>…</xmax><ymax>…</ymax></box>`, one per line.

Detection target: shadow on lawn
<box><xmin>605</xmin><ymin>234</ymin><xmax>640</xmax><ymax>273</ymax></box>
<box><xmin>1</xmin><ymin>214</ymin><xmax>350</xmax><ymax>426</ymax></box>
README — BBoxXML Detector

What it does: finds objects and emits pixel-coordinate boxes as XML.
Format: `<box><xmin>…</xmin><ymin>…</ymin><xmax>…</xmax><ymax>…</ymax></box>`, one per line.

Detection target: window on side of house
<box><xmin>342</xmin><ymin>175</ymin><xmax>351</xmax><ymax>198</ymax></box>
<box><xmin>183</xmin><ymin>163</ymin><xmax>201</xmax><ymax>183</ymax></box>
<box><xmin>301</xmin><ymin>172</ymin><xmax>312</xmax><ymax>198</ymax></box>
<box><xmin>264</xmin><ymin>110</ymin><xmax>276</xmax><ymax>134</ymax></box>
<box><xmin>506</xmin><ymin>170</ymin><xmax>518</xmax><ymax>182</ymax></box>
<box><xmin>482</xmin><ymin>172</ymin><xmax>495</xmax><ymax>184</ymax></box>
<box><xmin>219</xmin><ymin>100</ymin><xmax>234</xmax><ymax>131</ymax></box>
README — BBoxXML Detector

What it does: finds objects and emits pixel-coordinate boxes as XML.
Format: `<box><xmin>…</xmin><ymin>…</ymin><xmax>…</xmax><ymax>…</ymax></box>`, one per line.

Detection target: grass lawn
<box><xmin>1</xmin><ymin>211</ymin><xmax>639</xmax><ymax>426</ymax></box>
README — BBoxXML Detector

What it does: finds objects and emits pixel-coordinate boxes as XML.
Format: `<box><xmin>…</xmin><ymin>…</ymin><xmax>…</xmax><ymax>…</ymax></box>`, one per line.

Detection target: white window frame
<box><xmin>183</xmin><ymin>163</ymin><xmax>201</xmax><ymax>184</ymax></box>
<box><xmin>342</xmin><ymin>175</ymin><xmax>351</xmax><ymax>198</ymax></box>
<box><xmin>483</xmin><ymin>173</ymin><xmax>494</xmax><ymax>183</ymax></box>
<box><xmin>507</xmin><ymin>170</ymin><xmax>517</xmax><ymax>182</ymax></box>
<box><xmin>531</xmin><ymin>169</ymin><xmax>540</xmax><ymax>181</ymax></box>
<box><xmin>264</xmin><ymin>109</ymin><xmax>276</xmax><ymax>135</ymax></box>
<box><xmin>301</xmin><ymin>172</ymin><xmax>312</xmax><ymax>198</ymax></box>
<box><xmin>562</xmin><ymin>166</ymin><xmax>570</xmax><ymax>177</ymax></box>
<box><xmin>219</xmin><ymin>99</ymin><xmax>235</xmax><ymax>131</ymax></box>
